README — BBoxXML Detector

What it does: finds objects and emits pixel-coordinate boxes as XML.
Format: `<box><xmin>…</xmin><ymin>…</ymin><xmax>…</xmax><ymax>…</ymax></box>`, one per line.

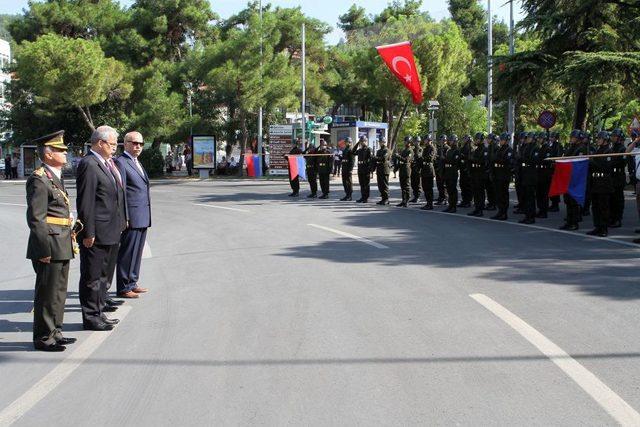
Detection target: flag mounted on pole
<box><xmin>548</xmin><ymin>159</ymin><xmax>589</xmax><ymax>206</ymax></box>
<box><xmin>246</xmin><ymin>154</ymin><xmax>262</xmax><ymax>177</ymax></box>
<box><xmin>376</xmin><ymin>41</ymin><xmax>423</xmax><ymax>104</ymax></box>
<box><xmin>287</xmin><ymin>155</ymin><xmax>307</xmax><ymax>181</ymax></box>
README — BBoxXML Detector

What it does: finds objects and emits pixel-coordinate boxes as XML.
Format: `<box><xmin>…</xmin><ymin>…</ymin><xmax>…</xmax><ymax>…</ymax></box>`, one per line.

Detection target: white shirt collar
<box><xmin>123</xmin><ymin>151</ymin><xmax>136</xmax><ymax>161</ymax></box>
<box><xmin>90</xmin><ymin>149</ymin><xmax>108</xmax><ymax>165</ymax></box>
<box><xmin>44</xmin><ymin>164</ymin><xmax>62</xmax><ymax>180</ymax></box>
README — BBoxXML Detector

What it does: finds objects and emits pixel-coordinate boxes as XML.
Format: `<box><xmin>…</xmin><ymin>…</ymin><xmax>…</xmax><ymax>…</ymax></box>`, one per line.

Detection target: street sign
<box><xmin>537</xmin><ymin>110</ymin><xmax>557</xmax><ymax>129</ymax></box>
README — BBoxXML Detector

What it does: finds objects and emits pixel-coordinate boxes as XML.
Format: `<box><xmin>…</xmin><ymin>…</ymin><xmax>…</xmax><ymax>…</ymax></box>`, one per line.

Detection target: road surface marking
<box><xmin>192</xmin><ymin>203</ymin><xmax>250</xmax><ymax>213</ymax></box>
<box><xmin>0</xmin><ymin>203</ymin><xmax>27</xmax><ymax>208</ymax></box>
<box><xmin>142</xmin><ymin>240</ymin><xmax>153</xmax><ymax>259</ymax></box>
<box><xmin>470</xmin><ymin>293</ymin><xmax>640</xmax><ymax>426</ymax></box>
<box><xmin>0</xmin><ymin>306</ymin><xmax>133</xmax><ymax>427</ymax></box>
<box><xmin>307</xmin><ymin>224</ymin><xmax>389</xmax><ymax>249</ymax></box>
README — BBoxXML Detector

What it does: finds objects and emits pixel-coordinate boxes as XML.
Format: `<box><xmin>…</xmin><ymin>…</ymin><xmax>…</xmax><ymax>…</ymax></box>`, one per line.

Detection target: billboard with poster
<box><xmin>192</xmin><ymin>135</ymin><xmax>216</xmax><ymax>169</ymax></box>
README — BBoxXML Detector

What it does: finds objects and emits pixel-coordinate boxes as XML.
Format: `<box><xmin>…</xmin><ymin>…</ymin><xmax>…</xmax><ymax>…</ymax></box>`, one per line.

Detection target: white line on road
<box><xmin>470</xmin><ymin>293</ymin><xmax>640</xmax><ymax>426</ymax></box>
<box><xmin>0</xmin><ymin>202</ymin><xmax>27</xmax><ymax>208</ymax></box>
<box><xmin>308</xmin><ymin>223</ymin><xmax>389</xmax><ymax>249</ymax></box>
<box><xmin>0</xmin><ymin>306</ymin><xmax>133</xmax><ymax>427</ymax></box>
<box><xmin>192</xmin><ymin>203</ymin><xmax>250</xmax><ymax>213</ymax></box>
<box><xmin>142</xmin><ymin>240</ymin><xmax>153</xmax><ymax>259</ymax></box>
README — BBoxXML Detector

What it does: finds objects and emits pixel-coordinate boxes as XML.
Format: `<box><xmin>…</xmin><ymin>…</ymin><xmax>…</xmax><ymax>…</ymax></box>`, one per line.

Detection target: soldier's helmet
<box><xmin>344</xmin><ymin>137</ymin><xmax>352</xmax><ymax>144</ymax></box>
<box><xmin>581</xmin><ymin>131</ymin><xmax>592</xmax><ymax>142</ymax></box>
<box><xmin>404</xmin><ymin>136</ymin><xmax>413</xmax><ymax>143</ymax></box>
<box><xmin>359</xmin><ymin>135</ymin><xmax>367</xmax><ymax>143</ymax></box>
<box><xmin>449</xmin><ymin>134</ymin><xmax>459</xmax><ymax>143</ymax></box>
<box><xmin>526</xmin><ymin>131</ymin><xmax>536</xmax><ymax>139</ymax></box>
<box><xmin>611</xmin><ymin>128</ymin><xmax>624</xmax><ymax>139</ymax></box>
<box><xmin>474</xmin><ymin>132</ymin><xmax>485</xmax><ymax>141</ymax></box>
<box><xmin>422</xmin><ymin>135</ymin><xmax>432</xmax><ymax>142</ymax></box>
<box><xmin>379</xmin><ymin>137</ymin><xmax>387</xmax><ymax>145</ymax></box>
<box><xmin>518</xmin><ymin>131</ymin><xmax>527</xmax><ymax>139</ymax></box>
<box><xmin>462</xmin><ymin>134</ymin><xmax>472</xmax><ymax>143</ymax></box>
<box><xmin>499</xmin><ymin>132</ymin><xmax>510</xmax><ymax>141</ymax></box>
<box><xmin>438</xmin><ymin>134</ymin><xmax>448</xmax><ymax>142</ymax></box>
<box><xmin>597</xmin><ymin>130</ymin><xmax>610</xmax><ymax>140</ymax></box>
<box><xmin>489</xmin><ymin>133</ymin><xmax>500</xmax><ymax>142</ymax></box>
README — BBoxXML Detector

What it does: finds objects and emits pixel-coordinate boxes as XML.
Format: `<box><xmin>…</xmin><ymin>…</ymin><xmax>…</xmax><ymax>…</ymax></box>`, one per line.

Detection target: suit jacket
<box><xmin>76</xmin><ymin>152</ymin><xmax>126</xmax><ymax>245</ymax></box>
<box><xmin>115</xmin><ymin>153</ymin><xmax>151</xmax><ymax>229</ymax></box>
<box><xmin>26</xmin><ymin>165</ymin><xmax>74</xmax><ymax>260</ymax></box>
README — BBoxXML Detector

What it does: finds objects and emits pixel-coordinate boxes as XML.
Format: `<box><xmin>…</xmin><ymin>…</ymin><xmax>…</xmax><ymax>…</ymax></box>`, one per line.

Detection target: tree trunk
<box><xmin>78</xmin><ymin>106</ymin><xmax>95</xmax><ymax>132</ymax></box>
<box><xmin>573</xmin><ymin>89</ymin><xmax>588</xmax><ymax>131</ymax></box>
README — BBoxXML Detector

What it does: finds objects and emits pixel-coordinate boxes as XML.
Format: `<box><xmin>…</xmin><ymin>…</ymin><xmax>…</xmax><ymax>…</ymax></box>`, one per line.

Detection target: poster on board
<box><xmin>192</xmin><ymin>135</ymin><xmax>216</xmax><ymax>169</ymax></box>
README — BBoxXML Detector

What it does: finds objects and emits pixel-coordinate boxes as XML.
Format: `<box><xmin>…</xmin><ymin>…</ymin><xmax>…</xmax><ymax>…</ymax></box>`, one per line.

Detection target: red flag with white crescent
<box><xmin>376</xmin><ymin>41</ymin><xmax>423</xmax><ymax>104</ymax></box>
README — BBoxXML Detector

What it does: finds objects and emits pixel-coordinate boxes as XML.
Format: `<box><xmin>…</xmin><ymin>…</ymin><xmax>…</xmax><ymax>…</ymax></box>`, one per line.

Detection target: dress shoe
<box><xmin>345</xmin><ymin>196</ymin><xmax>352</xmax><ymax>201</ymax></box>
<box><xmin>339</xmin><ymin>196</ymin><xmax>348</xmax><ymax>201</ymax></box>
<box><xmin>519</xmin><ymin>218</ymin><xmax>535</xmax><ymax>224</ymax></box>
<box><xmin>586</xmin><ymin>229</ymin><xmax>600</xmax><ymax>236</ymax></box>
<box><xmin>609</xmin><ymin>220</ymin><xmax>621</xmax><ymax>228</ymax></box>
<box><xmin>319</xmin><ymin>194</ymin><xmax>328</xmax><ymax>199</ymax></box>
<box><xmin>292</xmin><ymin>193</ymin><xmax>299</xmax><ymax>197</ymax></box>
<box><xmin>82</xmin><ymin>321</ymin><xmax>114</xmax><ymax>331</ymax></box>
<box><xmin>132</xmin><ymin>287</ymin><xmax>148</xmax><ymax>293</ymax></box>
<box><xmin>356</xmin><ymin>198</ymin><xmax>363</xmax><ymax>203</ymax></box>
<box><xmin>496</xmin><ymin>214</ymin><xmax>508</xmax><ymax>221</ymax></box>
<box><xmin>117</xmin><ymin>290</ymin><xmax>139</xmax><ymax>298</ymax></box>
<box><xmin>598</xmin><ymin>230</ymin><xmax>608</xmax><ymax>237</ymax></box>
<box><xmin>101</xmin><ymin>316</ymin><xmax>120</xmax><ymax>325</ymax></box>
<box><xmin>103</xmin><ymin>305</ymin><xmax>118</xmax><ymax>312</ymax></box>
<box><xmin>107</xmin><ymin>298</ymin><xmax>124</xmax><ymax>306</ymax></box>
<box><xmin>467</xmin><ymin>210</ymin><xmax>479</xmax><ymax>216</ymax></box>
<box><xmin>361</xmin><ymin>199</ymin><xmax>368</xmax><ymax>203</ymax></box>
<box><xmin>396</xmin><ymin>202</ymin><xmax>407</xmax><ymax>207</ymax></box>
<box><xmin>55</xmin><ymin>336</ymin><xmax>77</xmax><ymax>345</ymax></box>
<box><xmin>473</xmin><ymin>211</ymin><xmax>484</xmax><ymax>217</ymax></box>
<box><xmin>409</xmin><ymin>197</ymin><xmax>418</xmax><ymax>203</ymax></box>
<box><xmin>376</xmin><ymin>200</ymin><xmax>385</xmax><ymax>205</ymax></box>
<box><xmin>559</xmin><ymin>224</ymin><xmax>578</xmax><ymax>231</ymax></box>
<box><xmin>434</xmin><ymin>199</ymin><xmax>445</xmax><ymax>205</ymax></box>
<box><xmin>288</xmin><ymin>192</ymin><xmax>296</xmax><ymax>197</ymax></box>
<box><xmin>307</xmin><ymin>193</ymin><xmax>317</xmax><ymax>199</ymax></box>
<box><xmin>420</xmin><ymin>204</ymin><xmax>433</xmax><ymax>210</ymax></box>
<box><xmin>34</xmin><ymin>341</ymin><xmax>66</xmax><ymax>352</ymax></box>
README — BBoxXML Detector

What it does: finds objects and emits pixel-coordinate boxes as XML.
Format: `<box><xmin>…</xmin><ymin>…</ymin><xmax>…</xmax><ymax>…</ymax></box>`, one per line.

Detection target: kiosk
<box><xmin>330</xmin><ymin>121</ymin><xmax>388</xmax><ymax>152</ymax></box>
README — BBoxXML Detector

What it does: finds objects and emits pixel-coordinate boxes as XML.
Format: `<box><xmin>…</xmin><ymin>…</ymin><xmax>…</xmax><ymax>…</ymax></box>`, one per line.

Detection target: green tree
<box><xmin>15</xmin><ymin>33</ymin><xmax>132</xmax><ymax>131</ymax></box>
<box><xmin>337</xmin><ymin>5</ymin><xmax>372</xmax><ymax>34</ymax></box>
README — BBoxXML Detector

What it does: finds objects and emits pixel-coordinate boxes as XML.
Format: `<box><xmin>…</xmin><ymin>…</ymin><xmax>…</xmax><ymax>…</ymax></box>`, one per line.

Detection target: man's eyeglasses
<box><xmin>128</xmin><ymin>141</ymin><xmax>144</xmax><ymax>146</ymax></box>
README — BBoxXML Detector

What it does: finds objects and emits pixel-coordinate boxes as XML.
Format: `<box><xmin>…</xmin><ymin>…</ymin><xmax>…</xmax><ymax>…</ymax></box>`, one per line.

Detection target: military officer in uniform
<box><xmin>340</xmin><ymin>137</ymin><xmax>355</xmax><ymax>201</ymax></box>
<box><xmin>469</xmin><ymin>132</ymin><xmax>489</xmax><ymax>217</ymax></box>
<box><xmin>420</xmin><ymin>135</ymin><xmax>436</xmax><ymax>210</ymax></box>
<box><xmin>588</xmin><ymin>131</ymin><xmax>614</xmax><ymax>237</ymax></box>
<box><xmin>609</xmin><ymin>128</ymin><xmax>626</xmax><ymax>228</ymax></box>
<box><xmin>288</xmin><ymin>139</ymin><xmax>303</xmax><ymax>197</ymax></box>
<box><xmin>458</xmin><ymin>134</ymin><xmax>473</xmax><ymax>208</ymax></box>
<box><xmin>394</xmin><ymin>136</ymin><xmax>413</xmax><ymax>207</ymax></box>
<box><xmin>519</xmin><ymin>132</ymin><xmax>540</xmax><ymax>224</ymax></box>
<box><xmin>536</xmin><ymin>132</ymin><xmax>553</xmax><ymax>218</ymax></box>
<box><xmin>316</xmin><ymin>139</ymin><xmax>332</xmax><ymax>199</ymax></box>
<box><xmin>442</xmin><ymin>136</ymin><xmax>461</xmax><ymax>213</ymax></box>
<box><xmin>26</xmin><ymin>131</ymin><xmax>77</xmax><ymax>351</ymax></box>
<box><xmin>355</xmin><ymin>136</ymin><xmax>372</xmax><ymax>203</ymax></box>
<box><xmin>582</xmin><ymin>130</ymin><xmax>594</xmax><ymax>217</ymax></box>
<box><xmin>375</xmin><ymin>137</ymin><xmax>391</xmax><ymax>205</ymax></box>
<box><xmin>548</xmin><ymin>132</ymin><xmax>563</xmax><ymax>212</ymax></box>
<box><xmin>409</xmin><ymin>138</ymin><xmax>422</xmax><ymax>202</ymax></box>
<box><xmin>560</xmin><ymin>130</ymin><xmax>588</xmax><ymax>230</ymax></box>
<box><xmin>484</xmin><ymin>133</ymin><xmax>497</xmax><ymax>211</ymax></box>
<box><xmin>513</xmin><ymin>131</ymin><xmax>527</xmax><ymax>214</ymax></box>
<box><xmin>491</xmin><ymin>132</ymin><xmax>514</xmax><ymax>220</ymax></box>
<box><xmin>304</xmin><ymin>141</ymin><xmax>318</xmax><ymax>198</ymax></box>
<box><xmin>434</xmin><ymin>135</ymin><xmax>447</xmax><ymax>205</ymax></box>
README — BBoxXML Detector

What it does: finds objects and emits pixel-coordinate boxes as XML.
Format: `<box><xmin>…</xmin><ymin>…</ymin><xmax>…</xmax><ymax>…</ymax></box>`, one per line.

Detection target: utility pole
<box><xmin>301</xmin><ymin>22</ymin><xmax>306</xmax><ymax>150</ymax></box>
<box><xmin>487</xmin><ymin>0</ymin><xmax>493</xmax><ymax>134</ymax></box>
<box><xmin>257</xmin><ymin>0</ymin><xmax>263</xmax><ymax>160</ymax></box>
<box><xmin>508</xmin><ymin>0</ymin><xmax>515</xmax><ymax>145</ymax></box>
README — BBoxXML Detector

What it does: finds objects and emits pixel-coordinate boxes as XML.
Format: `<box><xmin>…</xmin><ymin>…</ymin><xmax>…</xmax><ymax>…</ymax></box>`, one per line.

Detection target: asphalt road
<box><xmin>0</xmin><ymin>176</ymin><xmax>639</xmax><ymax>426</ymax></box>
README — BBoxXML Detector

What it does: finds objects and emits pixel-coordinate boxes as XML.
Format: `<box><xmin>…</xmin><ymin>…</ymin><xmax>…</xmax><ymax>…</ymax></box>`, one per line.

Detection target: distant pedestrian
<box><xmin>11</xmin><ymin>154</ymin><xmax>18</xmax><ymax>179</ymax></box>
<box><xmin>4</xmin><ymin>154</ymin><xmax>10</xmax><ymax>179</ymax></box>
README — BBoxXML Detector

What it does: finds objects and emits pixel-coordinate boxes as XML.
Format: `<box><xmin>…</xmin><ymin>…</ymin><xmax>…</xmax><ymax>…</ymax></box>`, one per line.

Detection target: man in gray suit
<box><xmin>115</xmin><ymin>131</ymin><xmax>151</xmax><ymax>298</ymax></box>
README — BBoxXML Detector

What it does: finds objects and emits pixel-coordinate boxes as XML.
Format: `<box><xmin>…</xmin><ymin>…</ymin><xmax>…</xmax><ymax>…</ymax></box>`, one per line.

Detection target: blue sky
<box><xmin>2</xmin><ymin>0</ymin><xmax>524</xmax><ymax>45</ymax></box>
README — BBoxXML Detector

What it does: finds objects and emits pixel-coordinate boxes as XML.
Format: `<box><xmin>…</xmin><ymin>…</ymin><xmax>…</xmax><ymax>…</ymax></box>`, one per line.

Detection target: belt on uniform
<box><xmin>592</xmin><ymin>172</ymin><xmax>607</xmax><ymax>177</ymax></box>
<box><xmin>444</xmin><ymin>164</ymin><xmax>455</xmax><ymax>168</ymax></box>
<box><xmin>358</xmin><ymin>161</ymin><xmax>365</xmax><ymax>164</ymax></box>
<box><xmin>46</xmin><ymin>216</ymin><xmax>72</xmax><ymax>226</ymax></box>
<box><xmin>494</xmin><ymin>164</ymin><xmax>505</xmax><ymax>168</ymax></box>
<box><xmin>471</xmin><ymin>164</ymin><xmax>482</xmax><ymax>168</ymax></box>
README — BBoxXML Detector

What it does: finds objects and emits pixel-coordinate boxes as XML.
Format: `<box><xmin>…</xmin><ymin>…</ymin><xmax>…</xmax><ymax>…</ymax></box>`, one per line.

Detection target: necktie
<box><xmin>106</xmin><ymin>158</ymin><xmax>123</xmax><ymax>188</ymax></box>
<box><xmin>134</xmin><ymin>157</ymin><xmax>145</xmax><ymax>175</ymax></box>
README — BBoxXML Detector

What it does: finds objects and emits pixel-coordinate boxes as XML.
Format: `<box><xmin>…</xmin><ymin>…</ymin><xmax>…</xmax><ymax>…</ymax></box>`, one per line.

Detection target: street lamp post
<box><xmin>487</xmin><ymin>0</ymin><xmax>493</xmax><ymax>134</ymax></box>
<box><xmin>257</xmin><ymin>0</ymin><xmax>263</xmax><ymax>164</ymax></box>
<box><xmin>428</xmin><ymin>100</ymin><xmax>440</xmax><ymax>141</ymax></box>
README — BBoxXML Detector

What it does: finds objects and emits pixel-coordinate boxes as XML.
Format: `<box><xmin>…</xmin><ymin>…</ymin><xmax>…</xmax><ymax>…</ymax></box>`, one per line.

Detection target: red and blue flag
<box><xmin>287</xmin><ymin>155</ymin><xmax>306</xmax><ymax>181</ymax></box>
<box><xmin>246</xmin><ymin>154</ymin><xmax>262</xmax><ymax>177</ymax></box>
<box><xmin>548</xmin><ymin>159</ymin><xmax>589</xmax><ymax>206</ymax></box>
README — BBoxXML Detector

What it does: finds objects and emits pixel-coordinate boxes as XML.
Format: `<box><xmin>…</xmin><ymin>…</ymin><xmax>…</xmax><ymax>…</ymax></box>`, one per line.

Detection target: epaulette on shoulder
<box><xmin>33</xmin><ymin>167</ymin><xmax>45</xmax><ymax>177</ymax></box>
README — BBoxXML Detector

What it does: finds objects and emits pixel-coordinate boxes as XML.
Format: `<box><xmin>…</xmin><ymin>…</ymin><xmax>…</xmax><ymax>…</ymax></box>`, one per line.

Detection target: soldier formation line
<box><xmin>288</xmin><ymin>129</ymin><xmax>640</xmax><ymax>241</ymax></box>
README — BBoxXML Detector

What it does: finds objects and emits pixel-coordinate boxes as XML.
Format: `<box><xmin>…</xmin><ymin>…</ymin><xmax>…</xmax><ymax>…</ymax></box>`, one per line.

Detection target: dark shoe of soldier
<box><xmin>339</xmin><ymin>196</ymin><xmax>348</xmax><ymax>201</ymax></box>
<box><xmin>467</xmin><ymin>210</ymin><xmax>479</xmax><ymax>216</ymax></box>
<box><xmin>434</xmin><ymin>199</ymin><xmax>446</xmax><ymax>205</ymax></box>
<box><xmin>288</xmin><ymin>192</ymin><xmax>296</xmax><ymax>197</ymax></box>
<box><xmin>307</xmin><ymin>193</ymin><xmax>317</xmax><ymax>199</ymax></box>
<box><xmin>292</xmin><ymin>192</ymin><xmax>299</xmax><ymax>197</ymax></box>
<box><xmin>485</xmin><ymin>205</ymin><xmax>496</xmax><ymax>211</ymax></box>
<box><xmin>101</xmin><ymin>315</ymin><xmax>120</xmax><ymax>325</ymax></box>
<box><xmin>56</xmin><ymin>336</ymin><xmax>77</xmax><ymax>345</ymax></box>
<box><xmin>457</xmin><ymin>202</ymin><xmax>471</xmax><ymax>208</ymax></box>
<box><xmin>376</xmin><ymin>199</ymin><xmax>388</xmax><ymax>205</ymax></box>
<box><xmin>559</xmin><ymin>223</ymin><xmax>578</xmax><ymax>231</ymax></box>
<box><xmin>519</xmin><ymin>218</ymin><xmax>535</xmax><ymax>224</ymax></box>
<box><xmin>420</xmin><ymin>204</ymin><xmax>433</xmax><ymax>210</ymax></box>
<box><xmin>395</xmin><ymin>202</ymin><xmax>407</xmax><ymax>207</ymax></box>
<box><xmin>106</xmin><ymin>298</ymin><xmax>124</xmax><ymax>306</ymax></box>
<box><xmin>609</xmin><ymin>220</ymin><xmax>622</xmax><ymax>228</ymax></box>
<box><xmin>361</xmin><ymin>199</ymin><xmax>368</xmax><ymax>203</ymax></box>
<box><xmin>34</xmin><ymin>341</ymin><xmax>66</xmax><ymax>352</ymax></box>
<box><xmin>496</xmin><ymin>214</ymin><xmax>508</xmax><ymax>221</ymax></box>
<box><xmin>598</xmin><ymin>230</ymin><xmax>608</xmax><ymax>237</ymax></box>
<box><xmin>356</xmin><ymin>198</ymin><xmax>363</xmax><ymax>203</ymax></box>
<box><xmin>536</xmin><ymin>212</ymin><xmax>548</xmax><ymax>219</ymax></box>
<box><xmin>445</xmin><ymin>207</ymin><xmax>457</xmax><ymax>213</ymax></box>
<box><xmin>83</xmin><ymin>321</ymin><xmax>114</xmax><ymax>331</ymax></box>
<box><xmin>103</xmin><ymin>305</ymin><xmax>118</xmax><ymax>313</ymax></box>
<box><xmin>473</xmin><ymin>211</ymin><xmax>484</xmax><ymax>217</ymax></box>
<box><xmin>345</xmin><ymin>196</ymin><xmax>352</xmax><ymax>201</ymax></box>
<box><xmin>548</xmin><ymin>205</ymin><xmax>560</xmax><ymax>212</ymax></box>
<box><xmin>319</xmin><ymin>194</ymin><xmax>328</xmax><ymax>199</ymax></box>
<box><xmin>633</xmin><ymin>238</ymin><xmax>640</xmax><ymax>244</ymax></box>
<box><xmin>409</xmin><ymin>197</ymin><xmax>419</xmax><ymax>203</ymax></box>
<box><xmin>586</xmin><ymin>228</ymin><xmax>599</xmax><ymax>236</ymax></box>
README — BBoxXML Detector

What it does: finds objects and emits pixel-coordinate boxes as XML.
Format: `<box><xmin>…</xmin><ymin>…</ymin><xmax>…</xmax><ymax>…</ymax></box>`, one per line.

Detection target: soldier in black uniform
<box><xmin>340</xmin><ymin>137</ymin><xmax>355</xmax><ymax>201</ymax></box>
<box><xmin>548</xmin><ymin>132</ymin><xmax>563</xmax><ymax>212</ymax></box>
<box><xmin>484</xmin><ymin>133</ymin><xmax>497</xmax><ymax>211</ymax></box>
<box><xmin>355</xmin><ymin>136</ymin><xmax>372</xmax><ymax>203</ymax></box>
<box><xmin>409</xmin><ymin>138</ymin><xmax>422</xmax><ymax>202</ymax></box>
<box><xmin>491</xmin><ymin>132</ymin><xmax>514</xmax><ymax>220</ymax></box>
<box><xmin>394</xmin><ymin>136</ymin><xmax>413</xmax><ymax>207</ymax></box>
<box><xmin>513</xmin><ymin>131</ymin><xmax>527</xmax><ymax>214</ymax></box>
<box><xmin>26</xmin><ymin>131</ymin><xmax>78</xmax><ymax>351</ymax></box>
<box><xmin>316</xmin><ymin>139</ymin><xmax>332</xmax><ymax>199</ymax></box>
<box><xmin>519</xmin><ymin>132</ymin><xmax>540</xmax><ymax>224</ymax></box>
<box><xmin>458</xmin><ymin>134</ymin><xmax>473</xmax><ymax>208</ymax></box>
<box><xmin>582</xmin><ymin>130</ymin><xmax>594</xmax><ymax>217</ymax></box>
<box><xmin>434</xmin><ymin>135</ymin><xmax>447</xmax><ymax>205</ymax></box>
<box><xmin>469</xmin><ymin>132</ymin><xmax>488</xmax><ymax>217</ymax></box>
<box><xmin>442</xmin><ymin>136</ymin><xmax>461</xmax><ymax>213</ymax></box>
<box><xmin>420</xmin><ymin>135</ymin><xmax>436</xmax><ymax>210</ymax></box>
<box><xmin>288</xmin><ymin>139</ymin><xmax>303</xmax><ymax>197</ymax></box>
<box><xmin>374</xmin><ymin>137</ymin><xmax>391</xmax><ymax>205</ymax></box>
<box><xmin>560</xmin><ymin>130</ymin><xmax>588</xmax><ymax>230</ymax></box>
<box><xmin>304</xmin><ymin>141</ymin><xmax>318</xmax><ymax>198</ymax></box>
<box><xmin>588</xmin><ymin>131</ymin><xmax>614</xmax><ymax>237</ymax></box>
<box><xmin>535</xmin><ymin>132</ymin><xmax>553</xmax><ymax>218</ymax></box>
<box><xmin>609</xmin><ymin>128</ymin><xmax>626</xmax><ymax>228</ymax></box>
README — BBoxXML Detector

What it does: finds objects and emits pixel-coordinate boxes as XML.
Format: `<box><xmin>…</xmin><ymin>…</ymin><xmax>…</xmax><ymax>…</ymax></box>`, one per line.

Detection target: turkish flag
<box><xmin>376</xmin><ymin>41</ymin><xmax>423</xmax><ymax>104</ymax></box>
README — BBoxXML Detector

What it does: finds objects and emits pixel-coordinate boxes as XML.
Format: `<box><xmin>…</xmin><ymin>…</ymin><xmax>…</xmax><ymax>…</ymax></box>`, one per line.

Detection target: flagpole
<box><xmin>487</xmin><ymin>0</ymin><xmax>493</xmax><ymax>134</ymax></box>
<box><xmin>301</xmin><ymin>22</ymin><xmax>306</xmax><ymax>151</ymax></box>
<box><xmin>507</xmin><ymin>0</ymin><xmax>515</xmax><ymax>145</ymax></box>
<box><xmin>257</xmin><ymin>0</ymin><xmax>263</xmax><ymax>165</ymax></box>
<box><xmin>546</xmin><ymin>152</ymin><xmax>629</xmax><ymax>161</ymax></box>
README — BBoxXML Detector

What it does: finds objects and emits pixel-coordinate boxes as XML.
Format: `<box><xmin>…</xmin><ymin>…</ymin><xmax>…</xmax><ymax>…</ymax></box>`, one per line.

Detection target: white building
<box><xmin>0</xmin><ymin>38</ymin><xmax>10</xmax><ymax>105</ymax></box>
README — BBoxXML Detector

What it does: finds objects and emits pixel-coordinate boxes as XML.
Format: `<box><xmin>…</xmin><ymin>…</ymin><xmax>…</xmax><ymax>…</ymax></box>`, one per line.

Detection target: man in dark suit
<box><xmin>26</xmin><ymin>131</ymin><xmax>77</xmax><ymax>351</ymax></box>
<box><xmin>115</xmin><ymin>131</ymin><xmax>151</xmax><ymax>298</ymax></box>
<box><xmin>76</xmin><ymin>125</ymin><xmax>127</xmax><ymax>331</ymax></box>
